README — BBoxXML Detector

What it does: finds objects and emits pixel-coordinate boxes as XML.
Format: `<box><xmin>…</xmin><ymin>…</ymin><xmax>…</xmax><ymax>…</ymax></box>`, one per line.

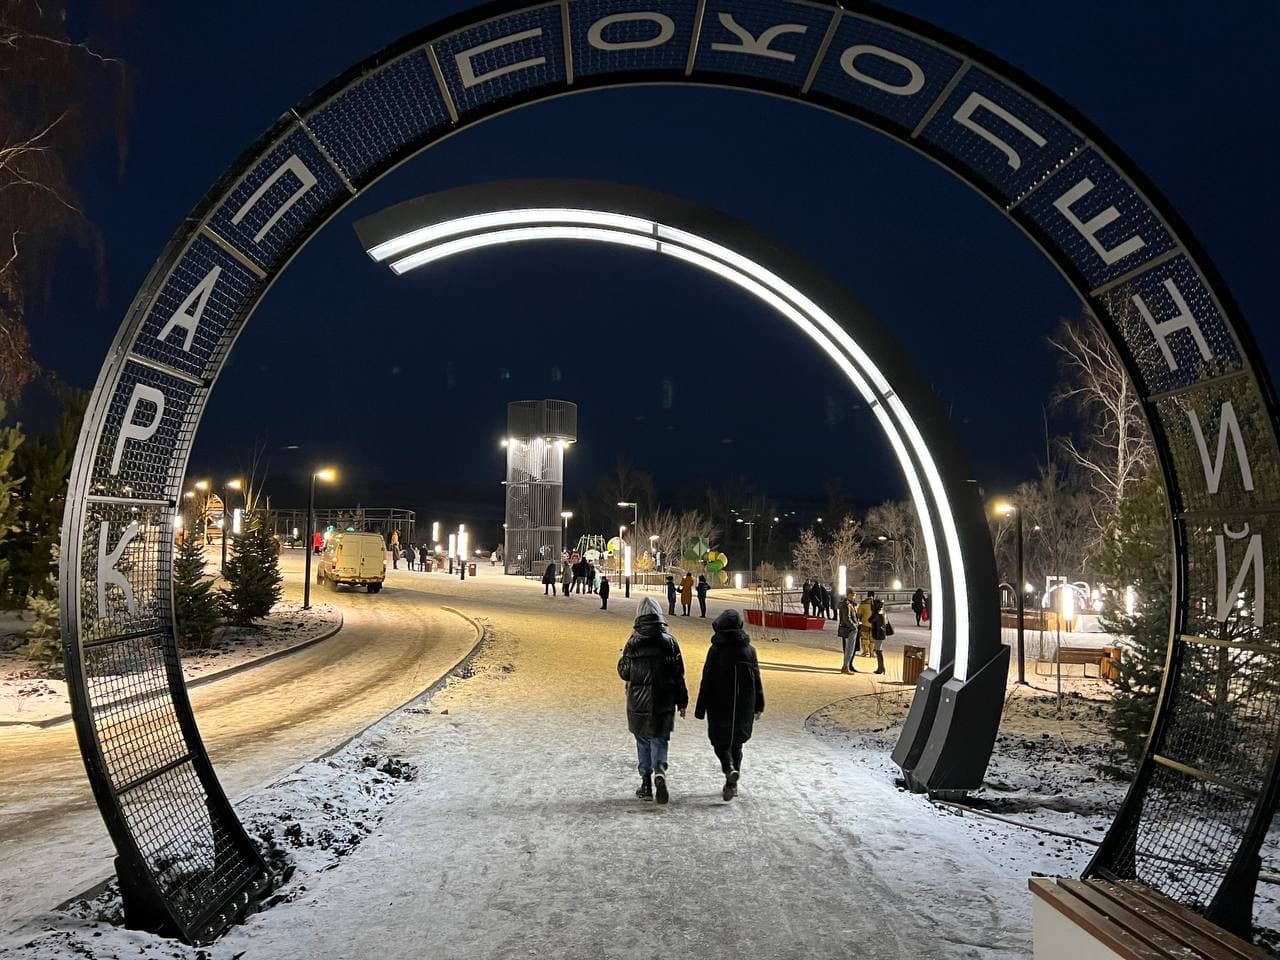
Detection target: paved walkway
<box><xmin>216</xmin><ymin>571</ymin><xmax>1038</xmax><ymax>959</ymax></box>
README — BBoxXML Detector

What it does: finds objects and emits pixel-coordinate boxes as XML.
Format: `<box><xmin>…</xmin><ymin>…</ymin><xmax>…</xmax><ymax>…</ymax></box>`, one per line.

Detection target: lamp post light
<box><xmin>648</xmin><ymin>534</ymin><xmax>659</xmax><ymax>571</ymax></box>
<box><xmin>617</xmin><ymin>501</ymin><xmax>638</xmax><ymax>524</ymax></box>
<box><xmin>995</xmin><ymin>501</ymin><xmax>1026</xmax><ymax>685</ymax></box>
<box><xmin>218</xmin><ymin>478</ymin><xmax>243</xmax><ymax>576</ymax></box>
<box><xmin>303</xmin><ymin>468</ymin><xmax>337</xmax><ymax>611</ymax></box>
<box><xmin>561</xmin><ymin>510</ymin><xmax>573</xmax><ymax>559</ymax></box>
<box><xmin>736</xmin><ymin>517</ymin><xmax>756</xmax><ymax>579</ymax></box>
<box><xmin>458</xmin><ymin>526</ymin><xmax>469</xmax><ymax>581</ymax></box>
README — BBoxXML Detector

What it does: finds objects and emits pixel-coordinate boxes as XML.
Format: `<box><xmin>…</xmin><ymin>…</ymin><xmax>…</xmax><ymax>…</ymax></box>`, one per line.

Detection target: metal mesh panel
<box><xmin>1161</xmin><ymin>638</ymin><xmax>1280</xmax><ymax>796</ymax></box>
<box><xmin>692</xmin><ymin>0</ymin><xmax>835</xmax><ymax>88</ymax></box>
<box><xmin>77</xmin><ymin>503</ymin><xmax>170</xmax><ymax>642</ymax></box>
<box><xmin>919</xmin><ymin>65</ymin><xmax>1083</xmax><ymax>205</ymax></box>
<box><xmin>206</xmin><ymin>128</ymin><xmax>349</xmax><ymax>273</ymax></box>
<box><xmin>90</xmin><ymin>363</ymin><xmax>196</xmax><ymax>501</ymax></box>
<box><xmin>306</xmin><ymin>50</ymin><xmax>452</xmax><ymax>186</ymax></box>
<box><xmin>1107</xmin><ymin>762</ymin><xmax>1252</xmax><ymax>908</ymax></box>
<box><xmin>118</xmin><ymin>761</ymin><xmax>260</xmax><ymax>927</ymax></box>
<box><xmin>133</xmin><ymin>235</ymin><xmax>265</xmax><ymax>381</ymax></box>
<box><xmin>432</xmin><ymin>5</ymin><xmax>566</xmax><ymax>117</ymax></box>
<box><xmin>1096</xmin><ymin>254</ymin><xmax>1242</xmax><ymax>397</ymax></box>
<box><xmin>1156</xmin><ymin>378</ymin><xmax>1279</xmax><ymax>517</ymax></box>
<box><xmin>1018</xmin><ymin>149</ymin><xmax>1176</xmax><ymax>289</ymax></box>
<box><xmin>85</xmin><ymin>632</ymin><xmax>188</xmax><ymax>786</ymax></box>
<box><xmin>809</xmin><ymin>14</ymin><xmax>963</xmax><ymax>133</ymax></box>
<box><xmin>568</xmin><ymin>0</ymin><xmax>695</xmax><ymax>77</ymax></box>
<box><xmin>1183</xmin><ymin>515</ymin><xmax>1280</xmax><ymax>652</ymax></box>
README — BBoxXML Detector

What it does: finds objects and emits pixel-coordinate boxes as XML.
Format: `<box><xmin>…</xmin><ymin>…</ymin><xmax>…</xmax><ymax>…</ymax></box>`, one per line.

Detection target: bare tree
<box><xmin>827</xmin><ymin>515</ymin><xmax>871</xmax><ymax>586</ymax></box>
<box><xmin>865</xmin><ymin>498</ymin><xmax>929</xmax><ymax>587</ymax></box>
<box><xmin>790</xmin><ymin>527</ymin><xmax>826</xmax><ymax>581</ymax></box>
<box><xmin>1049</xmin><ymin>314</ymin><xmax>1154</xmax><ymax>541</ymax></box>
<box><xmin>632</xmin><ymin>507</ymin><xmax>678</xmax><ymax>568</ymax></box>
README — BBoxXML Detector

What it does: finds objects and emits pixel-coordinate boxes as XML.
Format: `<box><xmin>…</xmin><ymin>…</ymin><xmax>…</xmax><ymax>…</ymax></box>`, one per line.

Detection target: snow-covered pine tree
<box><xmin>174</xmin><ymin>533</ymin><xmax>220</xmax><ymax>649</ymax></box>
<box><xmin>220</xmin><ymin>514</ymin><xmax>283</xmax><ymax>627</ymax></box>
<box><xmin>18</xmin><ymin>544</ymin><xmax>61</xmax><ymax>677</ymax></box>
<box><xmin>1098</xmin><ymin>469</ymin><xmax>1171</xmax><ymax>766</ymax></box>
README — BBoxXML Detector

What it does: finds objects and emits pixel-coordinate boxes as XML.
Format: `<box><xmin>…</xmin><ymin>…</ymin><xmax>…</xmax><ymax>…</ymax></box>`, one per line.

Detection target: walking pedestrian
<box><xmin>679</xmin><ymin>572</ymin><xmax>694</xmax><ymax>617</ymax></box>
<box><xmin>695</xmin><ymin>574</ymin><xmax>709</xmax><ymax>618</ymax></box>
<box><xmin>827</xmin><ymin>583</ymin><xmax>838</xmax><ymax>621</ymax></box>
<box><xmin>312</xmin><ymin>531</ymin><xmax>324</xmax><ymax>555</ymax></box>
<box><xmin>599</xmin><ymin>576</ymin><xmax>610</xmax><ymax>610</ymax></box>
<box><xmin>665</xmin><ymin>575</ymin><xmax>677</xmax><ymax>616</ymax></box>
<box><xmin>618</xmin><ymin>597</ymin><xmax>688</xmax><ymax>804</ymax></box>
<box><xmin>813</xmin><ymin>581</ymin><xmax>826</xmax><ymax>619</ymax></box>
<box><xmin>869</xmin><ymin>593</ymin><xmax>887</xmax><ymax>675</ymax></box>
<box><xmin>695</xmin><ymin>609</ymin><xmax>765</xmax><ymax>801</ymax></box>
<box><xmin>402</xmin><ymin>542</ymin><xmax>416</xmax><ymax>571</ymax></box>
<box><xmin>838</xmin><ymin>588</ymin><xmax>859</xmax><ymax>675</ymax></box>
<box><xmin>543</xmin><ymin>562</ymin><xmax>558</xmax><ymax>596</ymax></box>
<box><xmin>911</xmin><ymin>587</ymin><xmax>926</xmax><ymax>627</ymax></box>
<box><xmin>391</xmin><ymin>543</ymin><xmax>400</xmax><ymax>570</ymax></box>
<box><xmin>573</xmin><ymin>559</ymin><xmax>586</xmax><ymax>594</ymax></box>
<box><xmin>561</xmin><ymin>560</ymin><xmax>573</xmax><ymax>597</ymax></box>
<box><xmin>801</xmin><ymin>579</ymin><xmax>813</xmax><ymax>618</ymax></box>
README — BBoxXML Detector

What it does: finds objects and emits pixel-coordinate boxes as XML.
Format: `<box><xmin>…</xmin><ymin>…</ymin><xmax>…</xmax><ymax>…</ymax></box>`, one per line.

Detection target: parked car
<box><xmin>318</xmin><ymin>531</ymin><xmax>387</xmax><ymax>593</ymax></box>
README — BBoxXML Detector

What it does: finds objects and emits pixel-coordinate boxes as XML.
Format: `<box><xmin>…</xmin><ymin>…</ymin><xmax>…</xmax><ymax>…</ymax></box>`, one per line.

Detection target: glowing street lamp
<box><xmin>838</xmin><ymin>564</ymin><xmax>848</xmax><ymax>598</ymax></box>
<box><xmin>993</xmin><ymin>500</ymin><xmax>1026</xmax><ymax>685</ymax></box>
<box><xmin>304</xmin><ymin>467</ymin><xmax>338</xmax><ymax>610</ymax></box>
<box><xmin>216</xmin><ymin>478</ymin><xmax>243</xmax><ymax>577</ymax></box>
<box><xmin>618</xmin><ymin>501</ymin><xmax>638</xmax><ymax>524</ymax></box>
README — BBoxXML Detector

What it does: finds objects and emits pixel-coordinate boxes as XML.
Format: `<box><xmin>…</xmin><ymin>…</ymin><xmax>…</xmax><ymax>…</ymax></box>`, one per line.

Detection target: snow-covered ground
<box><xmin>0</xmin><ymin>601</ymin><xmax>341</xmax><ymax>726</ymax></box>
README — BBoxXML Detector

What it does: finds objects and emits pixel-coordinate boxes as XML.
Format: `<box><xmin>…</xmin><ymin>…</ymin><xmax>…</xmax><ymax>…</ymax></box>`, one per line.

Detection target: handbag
<box><xmin>884</xmin><ymin>619</ymin><xmax>895</xmax><ymax>637</ymax></box>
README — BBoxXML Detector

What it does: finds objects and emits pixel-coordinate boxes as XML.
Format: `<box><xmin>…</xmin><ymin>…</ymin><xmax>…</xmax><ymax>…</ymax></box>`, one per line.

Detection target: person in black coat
<box><xmin>911</xmin><ymin>587</ymin><xmax>926</xmax><ymax>626</ymax></box>
<box><xmin>695</xmin><ymin>609</ymin><xmax>765</xmax><ymax>801</ymax></box>
<box><xmin>618</xmin><ymin>597</ymin><xmax>689</xmax><ymax>804</ymax></box>
<box><xmin>599</xmin><ymin>576</ymin><xmax>610</xmax><ymax>610</ymax></box>
<box><xmin>542</xmin><ymin>563</ymin><xmax>557</xmax><ymax>596</ymax></box>
<box><xmin>665</xmin><ymin>575</ymin><xmax>677</xmax><ymax>616</ymax></box>
<box><xmin>801</xmin><ymin>579</ymin><xmax>813</xmax><ymax>617</ymax></box>
<box><xmin>402</xmin><ymin>542</ymin><xmax>416</xmax><ymax>571</ymax></box>
<box><xmin>695</xmin><ymin>575</ymin><xmax>709</xmax><ymax>618</ymax></box>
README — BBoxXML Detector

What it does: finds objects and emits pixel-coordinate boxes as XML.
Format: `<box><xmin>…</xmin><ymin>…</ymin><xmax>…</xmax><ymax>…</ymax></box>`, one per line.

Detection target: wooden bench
<box><xmin>1035</xmin><ymin>645</ymin><xmax>1106</xmax><ymax>678</ymax></box>
<box><xmin>1030</xmin><ymin>877</ymin><xmax>1266</xmax><ymax>959</ymax></box>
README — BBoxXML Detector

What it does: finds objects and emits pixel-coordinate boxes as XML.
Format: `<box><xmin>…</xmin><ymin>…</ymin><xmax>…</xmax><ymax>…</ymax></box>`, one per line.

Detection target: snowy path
<box><xmin>0</xmin><ymin>556</ymin><xmax>478</xmax><ymax>930</ymax></box>
<box><xmin>206</xmin><ymin>572</ymin><xmax>1063</xmax><ymax>959</ymax></box>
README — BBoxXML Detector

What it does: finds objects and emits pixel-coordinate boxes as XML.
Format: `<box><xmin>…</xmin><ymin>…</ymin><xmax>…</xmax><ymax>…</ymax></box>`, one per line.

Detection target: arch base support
<box><xmin>891</xmin><ymin>666</ymin><xmax>951</xmax><ymax>778</ymax></box>
<box><xmin>902</xmin><ymin>648</ymin><xmax>1010</xmax><ymax>795</ymax></box>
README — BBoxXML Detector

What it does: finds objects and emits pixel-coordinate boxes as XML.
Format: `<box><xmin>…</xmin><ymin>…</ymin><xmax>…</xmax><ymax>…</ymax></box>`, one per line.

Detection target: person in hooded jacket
<box><xmin>402</xmin><ymin>542</ymin><xmax>417</xmax><ymax>571</ymax></box>
<box><xmin>542</xmin><ymin>562</ymin><xmax>557</xmax><ymax>596</ymax></box>
<box><xmin>599</xmin><ymin>576</ymin><xmax>610</xmax><ymax>610</ymax></box>
<box><xmin>679</xmin><ymin>572</ymin><xmax>695</xmax><ymax>616</ymax></box>
<box><xmin>695</xmin><ymin>609</ymin><xmax>765</xmax><ymax>801</ymax></box>
<box><xmin>665</xmin><ymin>575</ymin><xmax>677</xmax><ymax>616</ymax></box>
<box><xmin>618</xmin><ymin>597</ymin><xmax>689</xmax><ymax>803</ymax></box>
<box><xmin>695</xmin><ymin>575</ymin><xmax>709</xmax><ymax>617</ymax></box>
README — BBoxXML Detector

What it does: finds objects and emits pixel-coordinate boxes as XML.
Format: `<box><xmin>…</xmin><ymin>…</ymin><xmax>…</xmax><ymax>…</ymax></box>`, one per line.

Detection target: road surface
<box><xmin>0</xmin><ymin>553</ymin><xmax>478</xmax><ymax>930</ymax></box>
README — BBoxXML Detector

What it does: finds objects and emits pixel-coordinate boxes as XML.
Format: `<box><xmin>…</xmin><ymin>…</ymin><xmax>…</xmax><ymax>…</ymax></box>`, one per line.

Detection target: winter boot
<box><xmin>722</xmin><ymin>768</ymin><xmax>739</xmax><ymax>801</ymax></box>
<box><xmin>654</xmin><ymin>767</ymin><xmax>669</xmax><ymax>805</ymax></box>
<box><xmin>874</xmin><ymin>651</ymin><xmax>886</xmax><ymax>675</ymax></box>
<box><xmin>635</xmin><ymin>774</ymin><xmax>653</xmax><ymax>801</ymax></box>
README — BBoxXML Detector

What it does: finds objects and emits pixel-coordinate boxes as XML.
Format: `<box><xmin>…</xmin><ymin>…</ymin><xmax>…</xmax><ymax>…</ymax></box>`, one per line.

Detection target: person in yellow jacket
<box><xmin>857</xmin><ymin>594</ymin><xmax>874</xmax><ymax>657</ymax></box>
<box><xmin>679</xmin><ymin>572</ymin><xmax>695</xmax><ymax>616</ymax></box>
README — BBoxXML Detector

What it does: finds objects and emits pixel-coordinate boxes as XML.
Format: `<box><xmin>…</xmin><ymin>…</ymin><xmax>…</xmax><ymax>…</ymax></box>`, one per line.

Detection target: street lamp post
<box><xmin>561</xmin><ymin>510</ymin><xmax>573</xmax><ymax>559</ymax></box>
<box><xmin>220</xmin><ymin>479</ymin><xmax>242</xmax><ymax>576</ymax></box>
<box><xmin>736</xmin><ymin>517</ymin><xmax>756</xmax><ymax>578</ymax></box>
<box><xmin>303</xmin><ymin>468</ymin><xmax>337</xmax><ymax>611</ymax></box>
<box><xmin>995</xmin><ymin>501</ymin><xmax>1026</xmax><ymax>685</ymax></box>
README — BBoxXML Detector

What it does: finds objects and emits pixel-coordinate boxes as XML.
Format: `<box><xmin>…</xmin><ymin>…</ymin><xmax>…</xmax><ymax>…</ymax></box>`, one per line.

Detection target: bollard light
<box><xmin>784</xmin><ymin>574</ymin><xmax>793</xmax><ymax>590</ymax></box>
<box><xmin>838</xmin><ymin>564</ymin><xmax>848</xmax><ymax>597</ymax></box>
<box><xmin>734</xmin><ymin>573</ymin><xmax>743</xmax><ymax>590</ymax></box>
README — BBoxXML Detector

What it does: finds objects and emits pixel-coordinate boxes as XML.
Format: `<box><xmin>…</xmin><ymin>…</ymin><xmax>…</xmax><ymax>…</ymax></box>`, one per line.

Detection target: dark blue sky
<box><xmin>33</xmin><ymin>2</ymin><xmax>1280</xmax><ymax>524</ymax></box>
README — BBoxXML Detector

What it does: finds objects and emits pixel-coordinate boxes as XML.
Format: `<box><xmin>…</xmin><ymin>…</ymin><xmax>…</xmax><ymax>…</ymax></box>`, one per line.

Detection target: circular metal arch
<box><xmin>59</xmin><ymin>0</ymin><xmax>1280</xmax><ymax>942</ymax></box>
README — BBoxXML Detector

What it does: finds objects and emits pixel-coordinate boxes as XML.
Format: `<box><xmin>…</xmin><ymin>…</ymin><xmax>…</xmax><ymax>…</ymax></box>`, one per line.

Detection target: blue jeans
<box><xmin>635</xmin><ymin>736</ymin><xmax>669</xmax><ymax>775</ymax></box>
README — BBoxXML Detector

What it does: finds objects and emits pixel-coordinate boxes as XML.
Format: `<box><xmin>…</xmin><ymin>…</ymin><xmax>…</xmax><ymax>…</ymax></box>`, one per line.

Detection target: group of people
<box><xmin>836</xmin><ymin>589</ymin><xmax>890</xmax><ymax>674</ymax></box>
<box><xmin>542</xmin><ymin>559</ymin><xmax>613</xmax><ymax>609</ymax></box>
<box><xmin>800</xmin><ymin>579</ymin><xmax>839</xmax><ymax>620</ymax></box>
<box><xmin>664</xmin><ymin>573</ymin><xmax>709</xmax><ymax>618</ymax></box>
<box><xmin>619</xmin><ymin>597</ymin><xmax>764</xmax><ymax>805</ymax></box>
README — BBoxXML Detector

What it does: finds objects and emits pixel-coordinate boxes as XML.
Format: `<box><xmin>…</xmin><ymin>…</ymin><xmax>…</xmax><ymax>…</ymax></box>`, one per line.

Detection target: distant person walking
<box><xmin>561</xmin><ymin>561</ymin><xmax>573</xmax><ymax>597</ymax></box>
<box><xmin>695</xmin><ymin>609</ymin><xmax>765</xmax><ymax>801</ymax></box>
<box><xmin>390</xmin><ymin>543</ymin><xmax>400</xmax><ymax>570</ymax></box>
<box><xmin>618</xmin><ymin>597</ymin><xmax>688</xmax><ymax>804</ymax></box>
<box><xmin>543</xmin><ymin>563</ymin><xmax>558</xmax><ymax>596</ymax></box>
<box><xmin>912</xmin><ymin>587</ymin><xmax>926</xmax><ymax>627</ymax></box>
<box><xmin>839</xmin><ymin>588</ymin><xmax>859</xmax><ymax>675</ymax></box>
<box><xmin>695</xmin><ymin>575</ymin><xmax>709</xmax><ymax>618</ymax></box>
<box><xmin>665</xmin><ymin>575</ymin><xmax>677</xmax><ymax>616</ymax></box>
<box><xmin>599</xmin><ymin>576</ymin><xmax>610</xmax><ymax>610</ymax></box>
<box><xmin>679</xmin><ymin>572</ymin><xmax>694</xmax><ymax>617</ymax></box>
<box><xmin>312</xmin><ymin>531</ymin><xmax>324</xmax><ymax>555</ymax></box>
<box><xmin>801</xmin><ymin>579</ymin><xmax>813</xmax><ymax>618</ymax></box>
<box><xmin>827</xmin><ymin>583</ymin><xmax>838</xmax><ymax>621</ymax></box>
<box><xmin>402</xmin><ymin>542</ymin><xmax>416</xmax><ymax>571</ymax></box>
<box><xmin>860</xmin><ymin>591</ymin><xmax>886</xmax><ymax>674</ymax></box>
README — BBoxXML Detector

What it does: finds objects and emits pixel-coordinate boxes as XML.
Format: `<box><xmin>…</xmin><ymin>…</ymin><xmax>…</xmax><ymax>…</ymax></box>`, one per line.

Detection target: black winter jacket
<box><xmin>694</xmin><ymin>610</ymin><xmax>765</xmax><ymax>748</ymax></box>
<box><xmin>618</xmin><ymin>615</ymin><xmax>689</xmax><ymax>738</ymax></box>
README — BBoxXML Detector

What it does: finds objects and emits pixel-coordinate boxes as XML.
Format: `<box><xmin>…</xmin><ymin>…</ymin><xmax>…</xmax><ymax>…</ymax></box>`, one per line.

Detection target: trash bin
<box><xmin>423</xmin><ymin>559</ymin><xmax>433</xmax><ymax>573</ymax></box>
<box><xmin>902</xmin><ymin>644</ymin><xmax>927</xmax><ymax>685</ymax></box>
<box><xmin>468</xmin><ymin>562</ymin><xmax>477</xmax><ymax>577</ymax></box>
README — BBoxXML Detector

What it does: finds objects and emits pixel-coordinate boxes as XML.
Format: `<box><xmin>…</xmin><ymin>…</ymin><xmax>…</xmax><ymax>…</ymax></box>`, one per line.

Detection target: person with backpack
<box><xmin>542</xmin><ymin>562</ymin><xmax>557</xmax><ymax>596</ymax></box>
<box><xmin>695</xmin><ymin>575</ymin><xmax>710</xmax><ymax>618</ymax></box>
<box><xmin>694</xmin><ymin>609</ymin><xmax>765</xmax><ymax>801</ymax></box>
<box><xmin>599</xmin><ymin>576</ymin><xmax>610</xmax><ymax>610</ymax></box>
<box><xmin>402</xmin><ymin>542</ymin><xmax>416</xmax><ymax>571</ymax></box>
<box><xmin>618</xmin><ymin>597</ymin><xmax>688</xmax><ymax>804</ymax></box>
<box><xmin>665</xmin><ymin>575</ymin><xmax>677</xmax><ymax>616</ymax></box>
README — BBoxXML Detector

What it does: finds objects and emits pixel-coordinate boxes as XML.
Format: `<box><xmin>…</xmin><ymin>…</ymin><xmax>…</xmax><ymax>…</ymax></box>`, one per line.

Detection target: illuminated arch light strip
<box><xmin>371</xmin><ymin>209</ymin><xmax>969</xmax><ymax>679</ymax></box>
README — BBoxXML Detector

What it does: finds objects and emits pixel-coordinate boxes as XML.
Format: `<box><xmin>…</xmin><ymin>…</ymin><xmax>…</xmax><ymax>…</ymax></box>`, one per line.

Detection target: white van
<box><xmin>318</xmin><ymin>532</ymin><xmax>387</xmax><ymax>593</ymax></box>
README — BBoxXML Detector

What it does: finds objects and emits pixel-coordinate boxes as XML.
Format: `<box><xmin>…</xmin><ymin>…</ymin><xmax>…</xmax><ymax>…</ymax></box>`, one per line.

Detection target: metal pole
<box><xmin>303</xmin><ymin>473</ymin><xmax>316</xmax><ymax>610</ymax></box>
<box><xmin>220</xmin><ymin>485</ymin><xmax>228</xmax><ymax>576</ymax></box>
<box><xmin>1016</xmin><ymin>508</ymin><xmax>1026</xmax><ymax>685</ymax></box>
<box><xmin>747</xmin><ymin>521</ymin><xmax>754</xmax><ymax>578</ymax></box>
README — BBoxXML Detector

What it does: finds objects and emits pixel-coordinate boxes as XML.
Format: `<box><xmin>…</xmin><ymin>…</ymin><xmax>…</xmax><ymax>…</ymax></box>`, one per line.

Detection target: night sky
<box><xmin>30</xmin><ymin>2</ymin><xmax>1280</xmax><ymax>532</ymax></box>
